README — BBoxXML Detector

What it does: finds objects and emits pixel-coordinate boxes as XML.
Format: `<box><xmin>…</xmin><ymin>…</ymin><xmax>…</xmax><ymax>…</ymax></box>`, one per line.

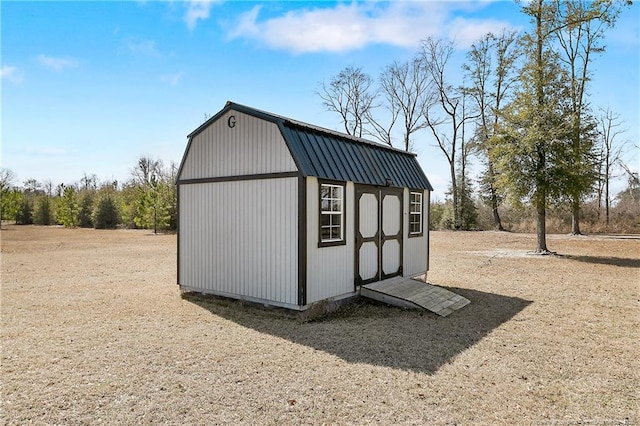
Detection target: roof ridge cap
<box><xmin>283</xmin><ymin>119</ymin><xmax>417</xmax><ymax>156</ymax></box>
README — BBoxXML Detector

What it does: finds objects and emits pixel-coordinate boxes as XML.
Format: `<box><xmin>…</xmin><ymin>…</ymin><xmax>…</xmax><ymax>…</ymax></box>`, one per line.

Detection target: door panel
<box><xmin>355</xmin><ymin>187</ymin><xmax>380</xmax><ymax>286</ymax></box>
<box><xmin>355</xmin><ymin>186</ymin><xmax>403</xmax><ymax>287</ymax></box>
<box><xmin>358</xmin><ymin>241</ymin><xmax>378</xmax><ymax>281</ymax></box>
<box><xmin>380</xmin><ymin>189</ymin><xmax>403</xmax><ymax>279</ymax></box>
<box><xmin>382</xmin><ymin>239</ymin><xmax>400</xmax><ymax>276</ymax></box>
<box><xmin>382</xmin><ymin>195</ymin><xmax>400</xmax><ymax>235</ymax></box>
<box><xmin>359</xmin><ymin>193</ymin><xmax>378</xmax><ymax>238</ymax></box>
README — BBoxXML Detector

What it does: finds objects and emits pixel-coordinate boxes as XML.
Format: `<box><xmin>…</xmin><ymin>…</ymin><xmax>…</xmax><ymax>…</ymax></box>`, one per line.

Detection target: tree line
<box><xmin>0</xmin><ymin>157</ymin><xmax>177</xmax><ymax>233</ymax></box>
<box><xmin>318</xmin><ymin>0</ymin><xmax>637</xmax><ymax>251</ymax></box>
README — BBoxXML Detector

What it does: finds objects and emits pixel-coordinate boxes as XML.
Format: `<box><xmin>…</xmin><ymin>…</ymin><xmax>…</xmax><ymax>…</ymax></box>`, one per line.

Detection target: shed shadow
<box><xmin>183</xmin><ymin>286</ymin><xmax>531</xmax><ymax>375</ymax></box>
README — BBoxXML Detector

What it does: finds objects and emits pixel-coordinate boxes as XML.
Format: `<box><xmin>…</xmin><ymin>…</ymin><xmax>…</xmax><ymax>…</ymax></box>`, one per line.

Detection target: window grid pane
<box><xmin>409</xmin><ymin>192</ymin><xmax>423</xmax><ymax>234</ymax></box>
<box><xmin>320</xmin><ymin>184</ymin><xmax>344</xmax><ymax>243</ymax></box>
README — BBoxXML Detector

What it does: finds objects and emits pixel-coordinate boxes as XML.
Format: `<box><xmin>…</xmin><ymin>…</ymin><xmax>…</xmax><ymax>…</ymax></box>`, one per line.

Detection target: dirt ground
<box><xmin>1</xmin><ymin>225</ymin><xmax>638</xmax><ymax>425</ymax></box>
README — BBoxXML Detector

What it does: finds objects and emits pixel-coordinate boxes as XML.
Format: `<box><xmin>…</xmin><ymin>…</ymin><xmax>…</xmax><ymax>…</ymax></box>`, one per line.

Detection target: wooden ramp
<box><xmin>361</xmin><ymin>277</ymin><xmax>470</xmax><ymax>317</ymax></box>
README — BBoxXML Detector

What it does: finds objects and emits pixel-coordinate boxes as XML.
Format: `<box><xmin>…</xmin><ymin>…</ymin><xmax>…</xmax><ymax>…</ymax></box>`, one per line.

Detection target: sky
<box><xmin>2</xmin><ymin>0</ymin><xmax>639</xmax><ymax>200</ymax></box>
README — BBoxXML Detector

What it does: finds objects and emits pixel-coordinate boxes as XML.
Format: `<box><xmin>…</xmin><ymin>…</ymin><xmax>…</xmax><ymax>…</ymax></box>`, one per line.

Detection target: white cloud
<box><xmin>185</xmin><ymin>0</ymin><xmax>219</xmax><ymax>30</ymax></box>
<box><xmin>447</xmin><ymin>17</ymin><xmax>519</xmax><ymax>49</ymax></box>
<box><xmin>227</xmin><ymin>2</ymin><xmax>517</xmax><ymax>54</ymax></box>
<box><xmin>159</xmin><ymin>71</ymin><xmax>184</xmax><ymax>86</ymax></box>
<box><xmin>24</xmin><ymin>146</ymin><xmax>67</xmax><ymax>156</ymax></box>
<box><xmin>37</xmin><ymin>55</ymin><xmax>78</xmax><ymax>71</ymax></box>
<box><xmin>123</xmin><ymin>38</ymin><xmax>161</xmax><ymax>57</ymax></box>
<box><xmin>1</xmin><ymin>65</ymin><xmax>24</xmax><ymax>83</ymax></box>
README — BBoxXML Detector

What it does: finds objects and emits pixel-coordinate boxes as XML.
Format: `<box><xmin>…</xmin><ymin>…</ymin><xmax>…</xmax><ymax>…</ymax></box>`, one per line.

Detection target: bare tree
<box><xmin>619</xmin><ymin>162</ymin><xmax>640</xmax><ymax>192</ymax></box>
<box><xmin>318</xmin><ymin>67</ymin><xmax>377</xmax><ymax>138</ymax></box>
<box><xmin>80</xmin><ymin>173</ymin><xmax>98</xmax><ymax>192</ymax></box>
<box><xmin>373</xmin><ymin>58</ymin><xmax>431</xmax><ymax>151</ymax></box>
<box><xmin>597</xmin><ymin>108</ymin><xmax>627</xmax><ymax>225</ymax></box>
<box><xmin>421</xmin><ymin>37</ymin><xmax>477</xmax><ymax>229</ymax></box>
<box><xmin>23</xmin><ymin>179</ymin><xmax>41</xmax><ymax>194</ymax></box>
<box><xmin>132</xmin><ymin>156</ymin><xmax>163</xmax><ymax>187</ymax></box>
<box><xmin>0</xmin><ymin>168</ymin><xmax>16</xmax><ymax>194</ymax></box>
<box><xmin>42</xmin><ymin>180</ymin><xmax>54</xmax><ymax>197</ymax></box>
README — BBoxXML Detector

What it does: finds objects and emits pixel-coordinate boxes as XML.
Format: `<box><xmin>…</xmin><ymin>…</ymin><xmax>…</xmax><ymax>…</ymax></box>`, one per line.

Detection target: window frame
<box><xmin>408</xmin><ymin>190</ymin><xmax>424</xmax><ymax>237</ymax></box>
<box><xmin>318</xmin><ymin>180</ymin><xmax>346</xmax><ymax>247</ymax></box>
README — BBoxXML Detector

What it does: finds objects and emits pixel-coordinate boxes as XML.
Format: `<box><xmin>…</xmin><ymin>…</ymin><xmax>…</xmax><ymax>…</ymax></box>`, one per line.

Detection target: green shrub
<box><xmin>92</xmin><ymin>193</ymin><xmax>120</xmax><ymax>229</ymax></box>
<box><xmin>56</xmin><ymin>187</ymin><xmax>79</xmax><ymax>227</ymax></box>
<box><xmin>33</xmin><ymin>196</ymin><xmax>54</xmax><ymax>225</ymax></box>
<box><xmin>15</xmin><ymin>197</ymin><xmax>33</xmax><ymax>225</ymax></box>
<box><xmin>78</xmin><ymin>192</ymin><xmax>95</xmax><ymax>228</ymax></box>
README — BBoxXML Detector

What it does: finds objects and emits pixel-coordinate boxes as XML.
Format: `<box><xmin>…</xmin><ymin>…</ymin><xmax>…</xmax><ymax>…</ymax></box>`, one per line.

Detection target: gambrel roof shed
<box><xmin>177</xmin><ymin>101</ymin><xmax>433</xmax><ymax>310</ymax></box>
<box><xmin>181</xmin><ymin>102</ymin><xmax>433</xmax><ymax>191</ymax></box>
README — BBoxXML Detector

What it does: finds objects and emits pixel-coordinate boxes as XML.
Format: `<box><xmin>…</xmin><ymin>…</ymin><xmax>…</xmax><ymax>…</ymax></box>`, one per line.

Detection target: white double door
<box><xmin>355</xmin><ymin>186</ymin><xmax>403</xmax><ymax>287</ymax></box>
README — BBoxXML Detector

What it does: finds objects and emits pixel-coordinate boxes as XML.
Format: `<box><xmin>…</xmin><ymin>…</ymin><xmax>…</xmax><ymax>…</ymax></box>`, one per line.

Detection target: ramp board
<box><xmin>361</xmin><ymin>277</ymin><xmax>470</xmax><ymax>317</ymax></box>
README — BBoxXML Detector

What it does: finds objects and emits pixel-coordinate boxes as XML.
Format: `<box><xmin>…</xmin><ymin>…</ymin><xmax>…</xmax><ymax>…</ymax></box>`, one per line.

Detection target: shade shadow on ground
<box><xmin>563</xmin><ymin>255</ymin><xmax>640</xmax><ymax>269</ymax></box>
<box><xmin>184</xmin><ymin>287</ymin><xmax>531</xmax><ymax>375</ymax></box>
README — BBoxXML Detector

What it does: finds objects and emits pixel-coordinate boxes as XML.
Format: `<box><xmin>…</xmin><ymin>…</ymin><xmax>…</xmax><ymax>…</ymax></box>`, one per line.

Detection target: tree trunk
<box><xmin>596</xmin><ymin>176</ymin><xmax>602</xmax><ymax>221</ymax></box>
<box><xmin>605</xmin><ymin>164</ymin><xmax>610</xmax><ymax>226</ymax></box>
<box><xmin>491</xmin><ymin>194</ymin><xmax>504</xmax><ymax>231</ymax></box>
<box><xmin>570</xmin><ymin>196</ymin><xmax>581</xmax><ymax>235</ymax></box>
<box><xmin>488</xmin><ymin>163</ymin><xmax>504</xmax><ymax>231</ymax></box>
<box><xmin>536</xmin><ymin>195</ymin><xmax>549</xmax><ymax>253</ymax></box>
<box><xmin>450</xmin><ymin>164</ymin><xmax>459</xmax><ymax>230</ymax></box>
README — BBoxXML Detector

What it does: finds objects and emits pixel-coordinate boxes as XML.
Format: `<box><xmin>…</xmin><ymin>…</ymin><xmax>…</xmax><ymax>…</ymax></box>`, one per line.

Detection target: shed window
<box><xmin>319</xmin><ymin>183</ymin><xmax>344</xmax><ymax>245</ymax></box>
<box><xmin>409</xmin><ymin>191</ymin><xmax>423</xmax><ymax>236</ymax></box>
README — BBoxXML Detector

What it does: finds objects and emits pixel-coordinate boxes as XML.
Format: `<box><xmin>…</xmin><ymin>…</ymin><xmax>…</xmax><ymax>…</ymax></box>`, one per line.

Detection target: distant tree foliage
<box><xmin>33</xmin><ymin>196</ymin><xmax>55</xmax><ymax>226</ymax></box>
<box><xmin>130</xmin><ymin>157</ymin><xmax>177</xmax><ymax>233</ymax></box>
<box><xmin>56</xmin><ymin>186</ymin><xmax>80</xmax><ymax>227</ymax></box>
<box><xmin>92</xmin><ymin>190</ymin><xmax>120</xmax><ymax>229</ymax></box>
<box><xmin>4</xmin><ymin>156</ymin><xmax>178</xmax><ymax>232</ymax></box>
<box><xmin>1</xmin><ymin>189</ymin><xmax>23</xmax><ymax>221</ymax></box>
<box><xmin>78</xmin><ymin>191</ymin><xmax>95</xmax><ymax>228</ymax></box>
<box><xmin>464</xmin><ymin>30</ymin><xmax>520</xmax><ymax>231</ymax></box>
<box><xmin>1</xmin><ymin>168</ymin><xmax>19</xmax><ymax>221</ymax></box>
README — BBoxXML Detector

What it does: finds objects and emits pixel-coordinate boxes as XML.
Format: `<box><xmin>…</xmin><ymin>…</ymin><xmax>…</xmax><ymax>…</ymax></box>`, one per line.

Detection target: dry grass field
<box><xmin>1</xmin><ymin>225</ymin><xmax>638</xmax><ymax>425</ymax></box>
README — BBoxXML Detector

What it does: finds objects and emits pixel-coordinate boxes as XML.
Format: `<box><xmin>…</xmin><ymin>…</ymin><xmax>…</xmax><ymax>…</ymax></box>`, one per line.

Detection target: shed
<box><xmin>176</xmin><ymin>101</ymin><xmax>433</xmax><ymax>310</ymax></box>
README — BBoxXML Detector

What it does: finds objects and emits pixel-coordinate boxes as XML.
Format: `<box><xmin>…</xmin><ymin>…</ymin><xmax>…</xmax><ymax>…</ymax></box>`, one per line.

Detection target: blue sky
<box><xmin>2</xmin><ymin>1</ymin><xmax>638</xmax><ymax>200</ymax></box>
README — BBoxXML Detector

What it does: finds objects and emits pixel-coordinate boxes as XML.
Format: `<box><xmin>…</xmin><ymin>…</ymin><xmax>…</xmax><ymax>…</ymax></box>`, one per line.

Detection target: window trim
<box><xmin>318</xmin><ymin>180</ymin><xmax>347</xmax><ymax>247</ymax></box>
<box><xmin>408</xmin><ymin>190</ymin><xmax>424</xmax><ymax>238</ymax></box>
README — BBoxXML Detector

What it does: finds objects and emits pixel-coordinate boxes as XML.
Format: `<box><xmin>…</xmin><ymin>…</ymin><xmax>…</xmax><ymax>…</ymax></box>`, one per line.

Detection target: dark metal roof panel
<box><xmin>283</xmin><ymin>123</ymin><xmax>433</xmax><ymax>190</ymax></box>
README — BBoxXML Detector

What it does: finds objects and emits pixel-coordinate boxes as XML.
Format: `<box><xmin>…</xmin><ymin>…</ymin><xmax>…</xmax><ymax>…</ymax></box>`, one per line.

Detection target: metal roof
<box><xmin>187</xmin><ymin>102</ymin><xmax>433</xmax><ymax>190</ymax></box>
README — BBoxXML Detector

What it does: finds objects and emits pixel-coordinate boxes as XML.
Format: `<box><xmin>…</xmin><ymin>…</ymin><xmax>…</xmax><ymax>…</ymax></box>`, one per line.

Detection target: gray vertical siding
<box><xmin>179</xmin><ymin>178</ymin><xmax>299</xmax><ymax>307</ymax></box>
<box><xmin>402</xmin><ymin>188</ymin><xmax>429</xmax><ymax>277</ymax></box>
<box><xmin>180</xmin><ymin>110</ymin><xmax>297</xmax><ymax>180</ymax></box>
<box><xmin>305</xmin><ymin>178</ymin><xmax>355</xmax><ymax>304</ymax></box>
